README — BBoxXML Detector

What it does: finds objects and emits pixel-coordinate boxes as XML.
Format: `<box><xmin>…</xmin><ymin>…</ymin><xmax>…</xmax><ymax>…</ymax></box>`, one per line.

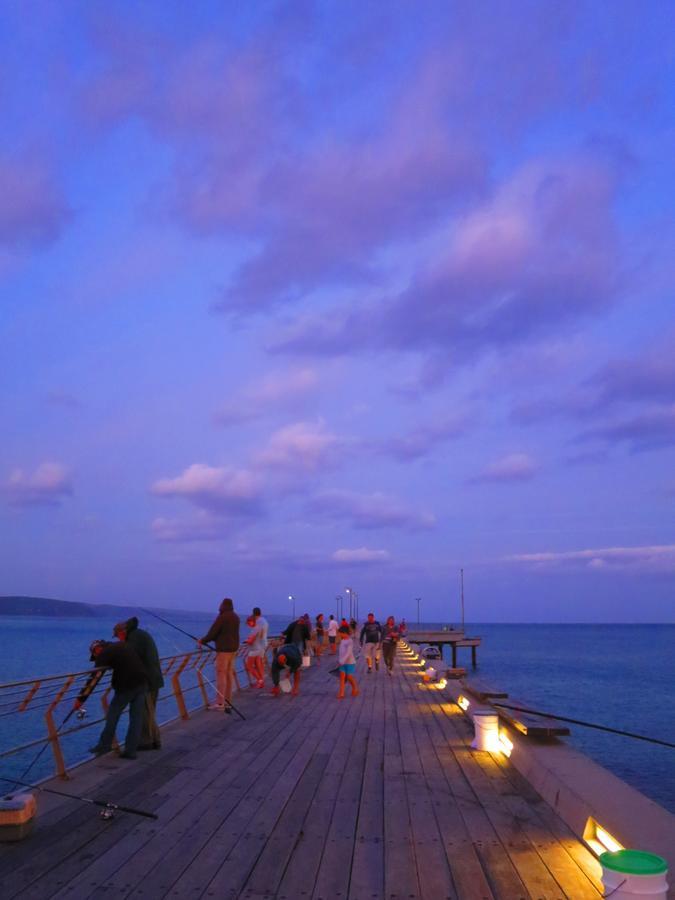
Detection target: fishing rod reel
<box><xmin>76</xmin><ymin>707</ymin><xmax>87</xmax><ymax>720</ymax></box>
<box><xmin>99</xmin><ymin>803</ymin><xmax>117</xmax><ymax>821</ymax></box>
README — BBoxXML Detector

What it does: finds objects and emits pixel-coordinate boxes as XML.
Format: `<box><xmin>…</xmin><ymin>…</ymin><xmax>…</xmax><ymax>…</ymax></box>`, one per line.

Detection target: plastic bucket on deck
<box><xmin>279</xmin><ymin>676</ymin><xmax>292</xmax><ymax>693</ymax></box>
<box><xmin>302</xmin><ymin>654</ymin><xmax>311</xmax><ymax>668</ymax></box>
<box><xmin>600</xmin><ymin>850</ymin><xmax>668</xmax><ymax>899</ymax></box>
<box><xmin>471</xmin><ymin>709</ymin><xmax>499</xmax><ymax>752</ymax></box>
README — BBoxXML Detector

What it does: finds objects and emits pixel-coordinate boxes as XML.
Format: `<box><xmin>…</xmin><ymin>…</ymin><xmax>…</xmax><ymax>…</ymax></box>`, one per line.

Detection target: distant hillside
<box><xmin>0</xmin><ymin>596</ymin><xmax>138</xmax><ymax>618</ymax></box>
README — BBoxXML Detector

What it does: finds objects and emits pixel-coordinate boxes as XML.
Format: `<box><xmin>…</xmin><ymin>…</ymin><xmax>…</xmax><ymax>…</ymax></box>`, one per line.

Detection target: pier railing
<box><xmin>0</xmin><ymin>641</ymin><xmax>279</xmax><ymax>781</ymax></box>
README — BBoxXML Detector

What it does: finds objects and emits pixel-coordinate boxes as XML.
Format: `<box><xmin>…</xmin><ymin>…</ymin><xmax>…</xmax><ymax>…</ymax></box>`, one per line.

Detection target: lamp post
<box><xmin>345</xmin><ymin>587</ymin><xmax>359</xmax><ymax>622</ymax></box>
<box><xmin>289</xmin><ymin>594</ymin><xmax>296</xmax><ymax>619</ymax></box>
<box><xmin>336</xmin><ymin>595</ymin><xmax>343</xmax><ymax>619</ymax></box>
<box><xmin>416</xmin><ymin>597</ymin><xmax>421</xmax><ymax>625</ymax></box>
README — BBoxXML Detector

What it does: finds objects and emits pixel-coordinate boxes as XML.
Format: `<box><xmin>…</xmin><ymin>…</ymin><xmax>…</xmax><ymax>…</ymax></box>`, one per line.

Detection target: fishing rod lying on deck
<box><xmin>140</xmin><ymin>608</ymin><xmax>246</xmax><ymax>720</ymax></box>
<box><xmin>492</xmin><ymin>702</ymin><xmax>675</xmax><ymax>749</ymax></box>
<box><xmin>0</xmin><ymin>775</ymin><xmax>158</xmax><ymax>820</ymax></box>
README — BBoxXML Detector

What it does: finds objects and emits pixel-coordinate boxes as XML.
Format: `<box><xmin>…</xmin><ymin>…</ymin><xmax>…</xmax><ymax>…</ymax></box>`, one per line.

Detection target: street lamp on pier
<box><xmin>345</xmin><ymin>587</ymin><xmax>358</xmax><ymax>622</ymax></box>
<box><xmin>336</xmin><ymin>595</ymin><xmax>343</xmax><ymax>619</ymax></box>
<box><xmin>416</xmin><ymin>597</ymin><xmax>421</xmax><ymax>625</ymax></box>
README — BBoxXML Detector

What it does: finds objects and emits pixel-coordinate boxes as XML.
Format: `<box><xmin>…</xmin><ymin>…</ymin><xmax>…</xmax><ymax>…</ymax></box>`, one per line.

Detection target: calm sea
<box><xmin>0</xmin><ymin>617</ymin><xmax>673</xmax><ymax>815</ymax></box>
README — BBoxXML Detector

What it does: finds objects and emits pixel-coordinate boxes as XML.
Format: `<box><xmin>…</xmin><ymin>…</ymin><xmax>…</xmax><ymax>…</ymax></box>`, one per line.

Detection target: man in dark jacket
<box><xmin>114</xmin><ymin>617</ymin><xmax>164</xmax><ymax>750</ymax></box>
<box><xmin>270</xmin><ymin>643</ymin><xmax>302</xmax><ymax>696</ymax></box>
<box><xmin>282</xmin><ymin>617</ymin><xmax>310</xmax><ymax>657</ymax></box>
<box><xmin>198</xmin><ymin>598</ymin><xmax>240</xmax><ymax>713</ymax></box>
<box><xmin>79</xmin><ymin>639</ymin><xmax>148</xmax><ymax>759</ymax></box>
<box><xmin>359</xmin><ymin>613</ymin><xmax>383</xmax><ymax>673</ymax></box>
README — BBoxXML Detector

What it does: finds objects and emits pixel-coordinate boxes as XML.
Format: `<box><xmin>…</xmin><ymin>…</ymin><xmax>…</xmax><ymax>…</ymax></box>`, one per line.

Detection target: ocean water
<box><xmin>0</xmin><ymin>616</ymin><xmax>673</xmax><ymax>816</ymax></box>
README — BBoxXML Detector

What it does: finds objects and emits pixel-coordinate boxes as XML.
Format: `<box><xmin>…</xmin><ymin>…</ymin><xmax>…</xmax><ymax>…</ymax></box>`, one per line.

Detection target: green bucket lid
<box><xmin>600</xmin><ymin>849</ymin><xmax>668</xmax><ymax>876</ymax></box>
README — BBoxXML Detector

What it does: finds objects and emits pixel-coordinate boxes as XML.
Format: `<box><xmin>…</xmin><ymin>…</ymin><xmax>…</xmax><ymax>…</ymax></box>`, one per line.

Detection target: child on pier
<box><xmin>337</xmin><ymin>625</ymin><xmax>359</xmax><ymax>699</ymax></box>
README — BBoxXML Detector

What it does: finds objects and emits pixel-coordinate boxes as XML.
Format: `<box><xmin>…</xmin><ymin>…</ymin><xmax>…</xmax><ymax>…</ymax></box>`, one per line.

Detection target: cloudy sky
<box><xmin>2</xmin><ymin>1</ymin><xmax>674</xmax><ymax>622</ymax></box>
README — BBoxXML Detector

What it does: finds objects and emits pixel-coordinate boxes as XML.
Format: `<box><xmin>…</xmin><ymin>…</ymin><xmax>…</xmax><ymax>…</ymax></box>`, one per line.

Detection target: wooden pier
<box><xmin>405</xmin><ymin>629</ymin><xmax>482</xmax><ymax>668</ymax></box>
<box><xmin>0</xmin><ymin>650</ymin><xmax>605</xmax><ymax>899</ymax></box>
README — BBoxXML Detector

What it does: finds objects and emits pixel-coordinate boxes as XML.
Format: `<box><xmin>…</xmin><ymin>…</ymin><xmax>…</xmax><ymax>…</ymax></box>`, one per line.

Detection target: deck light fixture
<box><xmin>457</xmin><ymin>695</ymin><xmax>470</xmax><ymax>711</ymax></box>
<box><xmin>584</xmin><ymin>817</ymin><xmax>624</xmax><ymax>857</ymax></box>
<box><xmin>498</xmin><ymin>731</ymin><xmax>513</xmax><ymax>757</ymax></box>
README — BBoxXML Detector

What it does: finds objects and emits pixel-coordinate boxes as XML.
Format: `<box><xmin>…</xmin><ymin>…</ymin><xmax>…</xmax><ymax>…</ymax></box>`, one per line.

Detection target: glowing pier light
<box><xmin>498</xmin><ymin>731</ymin><xmax>513</xmax><ymax>757</ymax></box>
<box><xmin>583</xmin><ymin>817</ymin><xmax>625</xmax><ymax>856</ymax></box>
<box><xmin>457</xmin><ymin>695</ymin><xmax>470</xmax><ymax>711</ymax></box>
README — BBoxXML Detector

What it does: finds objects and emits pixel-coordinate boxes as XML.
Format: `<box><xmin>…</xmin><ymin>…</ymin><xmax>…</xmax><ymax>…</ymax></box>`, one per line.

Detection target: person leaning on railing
<box><xmin>113</xmin><ymin>617</ymin><xmax>164</xmax><ymax>750</ymax></box>
<box><xmin>76</xmin><ymin>639</ymin><xmax>148</xmax><ymax>759</ymax></box>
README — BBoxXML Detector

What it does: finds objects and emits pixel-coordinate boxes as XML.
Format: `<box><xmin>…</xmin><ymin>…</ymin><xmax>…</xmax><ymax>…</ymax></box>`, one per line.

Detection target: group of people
<box><xmin>80</xmin><ymin>599</ymin><xmax>408</xmax><ymax>761</ymax></box>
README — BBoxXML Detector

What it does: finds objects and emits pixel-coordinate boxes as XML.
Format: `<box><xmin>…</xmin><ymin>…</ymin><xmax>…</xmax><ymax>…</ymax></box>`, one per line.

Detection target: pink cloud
<box><xmin>3</xmin><ymin>462</ymin><xmax>73</xmax><ymax>507</ymax></box>
<box><xmin>151</xmin><ymin>464</ymin><xmax>262</xmax><ymax>515</ymax></box>
<box><xmin>214</xmin><ymin>368</ymin><xmax>318</xmax><ymax>427</ymax></box>
<box><xmin>255</xmin><ymin>421</ymin><xmax>340</xmax><ymax>472</ymax></box>
<box><xmin>470</xmin><ymin>453</ymin><xmax>538</xmax><ymax>484</ymax></box>
<box><xmin>0</xmin><ymin>157</ymin><xmax>71</xmax><ymax>249</ymax></box>
<box><xmin>505</xmin><ymin>544</ymin><xmax>675</xmax><ymax>573</ymax></box>
<box><xmin>272</xmin><ymin>154</ymin><xmax>622</xmax><ymax>359</ymax></box>
<box><xmin>309</xmin><ymin>490</ymin><xmax>436</xmax><ymax>531</ymax></box>
<box><xmin>151</xmin><ymin>513</ymin><xmax>233</xmax><ymax>543</ymax></box>
<box><xmin>332</xmin><ymin>547</ymin><xmax>390</xmax><ymax>564</ymax></box>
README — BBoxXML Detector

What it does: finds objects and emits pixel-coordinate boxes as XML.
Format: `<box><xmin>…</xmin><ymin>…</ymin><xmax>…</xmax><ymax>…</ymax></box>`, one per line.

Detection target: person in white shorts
<box><xmin>359</xmin><ymin>613</ymin><xmax>383</xmax><ymax>672</ymax></box>
<box><xmin>327</xmin><ymin>614</ymin><xmax>339</xmax><ymax>654</ymax></box>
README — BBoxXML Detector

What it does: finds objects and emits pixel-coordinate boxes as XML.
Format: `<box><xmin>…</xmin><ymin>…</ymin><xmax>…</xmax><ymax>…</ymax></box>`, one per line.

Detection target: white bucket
<box><xmin>471</xmin><ymin>709</ymin><xmax>499</xmax><ymax>751</ymax></box>
<box><xmin>302</xmin><ymin>654</ymin><xmax>311</xmax><ymax>668</ymax></box>
<box><xmin>600</xmin><ymin>851</ymin><xmax>668</xmax><ymax>899</ymax></box>
<box><xmin>279</xmin><ymin>676</ymin><xmax>292</xmax><ymax>693</ymax></box>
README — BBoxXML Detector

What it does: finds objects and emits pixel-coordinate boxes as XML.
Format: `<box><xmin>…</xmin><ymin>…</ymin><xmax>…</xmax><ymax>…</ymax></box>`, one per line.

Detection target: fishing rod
<box><xmin>140</xmin><ymin>608</ymin><xmax>246</xmax><ymax>720</ymax></box>
<box><xmin>492</xmin><ymin>702</ymin><xmax>675</xmax><ymax>750</ymax></box>
<box><xmin>9</xmin><ymin>669</ymin><xmax>106</xmax><ymax>791</ymax></box>
<box><xmin>0</xmin><ymin>774</ymin><xmax>158</xmax><ymax>820</ymax></box>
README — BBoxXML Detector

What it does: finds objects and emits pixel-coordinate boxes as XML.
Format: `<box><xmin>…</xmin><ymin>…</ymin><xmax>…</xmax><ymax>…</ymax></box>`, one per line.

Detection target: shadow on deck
<box><xmin>0</xmin><ymin>651</ymin><xmax>604</xmax><ymax>899</ymax></box>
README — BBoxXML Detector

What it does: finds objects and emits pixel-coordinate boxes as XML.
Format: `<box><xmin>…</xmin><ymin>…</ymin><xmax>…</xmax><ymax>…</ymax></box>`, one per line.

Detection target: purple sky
<box><xmin>2</xmin><ymin>1</ymin><xmax>674</xmax><ymax>622</ymax></box>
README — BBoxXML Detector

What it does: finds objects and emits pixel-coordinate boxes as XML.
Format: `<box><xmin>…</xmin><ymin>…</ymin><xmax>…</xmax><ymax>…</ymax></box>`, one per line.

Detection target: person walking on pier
<box><xmin>270</xmin><ymin>643</ymin><xmax>302</xmax><ymax>696</ymax></box>
<box><xmin>382</xmin><ymin>616</ymin><xmax>400</xmax><ymax>675</ymax></box>
<box><xmin>360</xmin><ymin>613</ymin><xmax>383</xmax><ymax>673</ymax></box>
<box><xmin>113</xmin><ymin>616</ymin><xmax>164</xmax><ymax>750</ymax></box>
<box><xmin>198</xmin><ymin>598</ymin><xmax>240</xmax><ymax>713</ymax></box>
<box><xmin>337</xmin><ymin>625</ymin><xmax>359</xmax><ymax>698</ymax></box>
<box><xmin>327</xmin><ymin>614</ymin><xmax>338</xmax><ymax>653</ymax></box>
<box><xmin>82</xmin><ymin>639</ymin><xmax>148</xmax><ymax>759</ymax></box>
<box><xmin>315</xmin><ymin>613</ymin><xmax>325</xmax><ymax>661</ymax></box>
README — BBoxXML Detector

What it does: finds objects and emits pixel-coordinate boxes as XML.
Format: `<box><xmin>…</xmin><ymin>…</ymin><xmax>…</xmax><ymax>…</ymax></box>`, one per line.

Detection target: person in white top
<box><xmin>327</xmin><ymin>615</ymin><xmax>339</xmax><ymax>654</ymax></box>
<box><xmin>337</xmin><ymin>625</ymin><xmax>359</xmax><ymax>699</ymax></box>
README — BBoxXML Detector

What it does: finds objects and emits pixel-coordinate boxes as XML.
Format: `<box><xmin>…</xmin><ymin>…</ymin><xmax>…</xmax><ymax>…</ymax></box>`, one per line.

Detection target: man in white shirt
<box><xmin>327</xmin><ymin>614</ymin><xmax>339</xmax><ymax>654</ymax></box>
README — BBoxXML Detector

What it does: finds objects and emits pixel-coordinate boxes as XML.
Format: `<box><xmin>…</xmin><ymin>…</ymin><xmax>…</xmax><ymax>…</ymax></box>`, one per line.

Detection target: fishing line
<box><xmin>141</xmin><ymin>608</ymin><xmax>246</xmax><ymax>720</ymax></box>
<box><xmin>0</xmin><ymin>775</ymin><xmax>158</xmax><ymax>820</ymax></box>
<box><xmin>492</xmin><ymin>702</ymin><xmax>675</xmax><ymax>749</ymax></box>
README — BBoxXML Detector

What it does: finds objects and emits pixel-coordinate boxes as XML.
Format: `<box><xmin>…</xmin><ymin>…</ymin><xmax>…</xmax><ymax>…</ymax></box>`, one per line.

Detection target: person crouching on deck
<box><xmin>270</xmin><ymin>643</ymin><xmax>302</xmax><ymax>696</ymax></box>
<box><xmin>337</xmin><ymin>625</ymin><xmax>359</xmax><ymax>699</ymax></box>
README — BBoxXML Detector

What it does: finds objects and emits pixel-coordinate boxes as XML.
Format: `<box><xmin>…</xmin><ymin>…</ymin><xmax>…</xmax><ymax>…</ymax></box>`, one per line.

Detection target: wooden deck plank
<box><xmin>394</xmin><ymin>673</ymin><xmax>456</xmax><ymax>900</ymax></box>
<box><xmin>348</xmin><ymin>669</ymin><xmax>385</xmax><ymax>900</ymax></box>
<box><xmin>275</xmin><ymin>677</ymin><xmax>364</xmax><ymax>899</ymax></box>
<box><xmin>312</xmin><ymin>659</ymin><xmax>374</xmax><ymax>900</ymax></box>
<box><xmin>47</xmin><ymin>698</ymin><xmax>296</xmax><ymax>899</ymax></box>
<box><xmin>129</xmin><ymin>689</ymin><xmax>330</xmax><ymax>899</ymax></box>
<box><xmin>397</xmin><ymin>673</ymin><xmax>530</xmax><ymax>900</ymax></box>
<box><xmin>0</xmin><ymin>650</ymin><xmax>606</xmax><ymax>900</ymax></box>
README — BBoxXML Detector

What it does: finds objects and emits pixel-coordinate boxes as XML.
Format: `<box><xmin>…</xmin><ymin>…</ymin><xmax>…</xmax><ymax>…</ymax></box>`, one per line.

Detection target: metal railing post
<box><xmin>172</xmin><ymin>653</ymin><xmax>192</xmax><ymax>720</ymax></box>
<box><xmin>45</xmin><ymin>675</ymin><xmax>74</xmax><ymax>779</ymax></box>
